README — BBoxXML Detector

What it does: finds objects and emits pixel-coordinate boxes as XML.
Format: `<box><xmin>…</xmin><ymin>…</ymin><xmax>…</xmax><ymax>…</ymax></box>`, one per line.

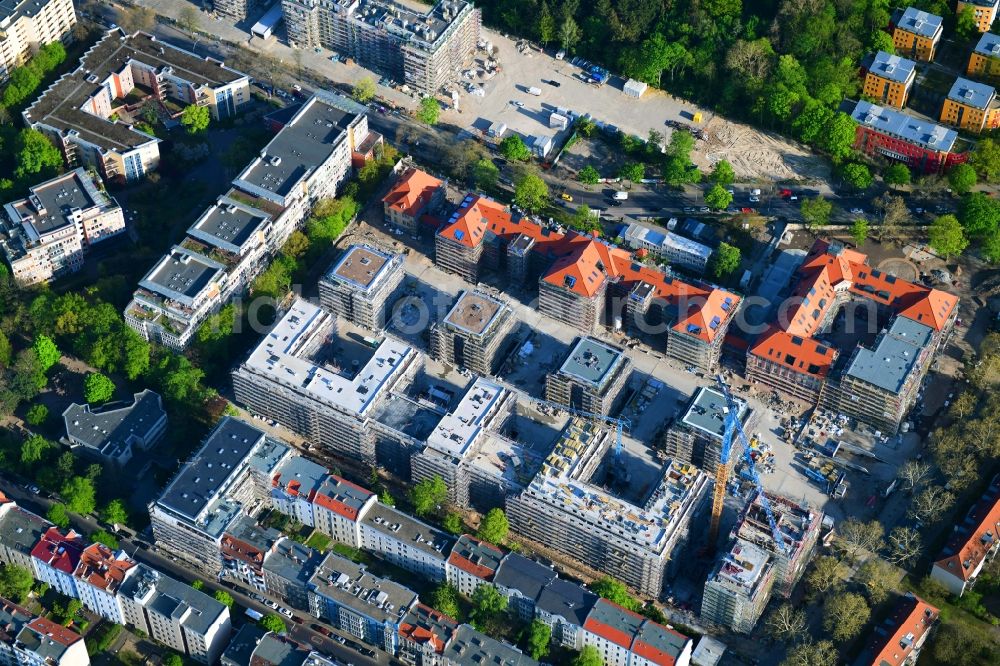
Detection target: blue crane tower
<box><xmin>708</xmin><ymin>375</ymin><xmax>789</xmax><ymax>555</ymax></box>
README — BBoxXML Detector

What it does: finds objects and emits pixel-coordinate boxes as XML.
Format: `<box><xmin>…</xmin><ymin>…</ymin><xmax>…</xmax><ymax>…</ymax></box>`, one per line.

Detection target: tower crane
<box><xmin>707</xmin><ymin>375</ymin><xmax>789</xmax><ymax>555</ymax></box>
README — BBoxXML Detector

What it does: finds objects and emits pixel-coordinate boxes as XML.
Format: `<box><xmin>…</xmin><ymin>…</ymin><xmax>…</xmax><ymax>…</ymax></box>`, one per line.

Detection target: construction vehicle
<box><xmin>708</xmin><ymin>375</ymin><xmax>789</xmax><ymax>555</ymax></box>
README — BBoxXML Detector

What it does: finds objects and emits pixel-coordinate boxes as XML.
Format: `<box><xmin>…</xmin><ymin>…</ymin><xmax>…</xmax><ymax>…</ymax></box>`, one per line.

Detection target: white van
<box><xmin>556</xmin><ymin>50</ymin><xmax>566</xmax><ymax>60</ymax></box>
<box><xmin>613</xmin><ymin>191</ymin><xmax>628</xmax><ymax>201</ymax></box>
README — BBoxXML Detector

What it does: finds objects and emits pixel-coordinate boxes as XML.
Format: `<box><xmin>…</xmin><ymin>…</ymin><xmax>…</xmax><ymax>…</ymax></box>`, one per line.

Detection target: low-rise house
<box><xmin>63</xmin><ymin>389</ymin><xmax>166</xmax><ymax>466</ymax></box>
<box><xmin>931</xmin><ymin>474</ymin><xmax>1000</xmax><ymax>595</ymax></box>
<box><xmin>383</xmin><ymin>167</ymin><xmax>445</xmax><ymax>234</ymax></box>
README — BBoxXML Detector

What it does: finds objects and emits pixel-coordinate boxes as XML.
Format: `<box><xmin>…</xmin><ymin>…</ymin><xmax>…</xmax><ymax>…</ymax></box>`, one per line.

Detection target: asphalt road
<box><xmin>0</xmin><ymin>479</ymin><xmax>386</xmax><ymax>666</ymax></box>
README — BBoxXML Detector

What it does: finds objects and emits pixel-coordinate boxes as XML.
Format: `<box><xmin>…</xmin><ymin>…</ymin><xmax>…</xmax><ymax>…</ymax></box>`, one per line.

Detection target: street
<box><xmin>0</xmin><ymin>480</ymin><xmax>387</xmax><ymax>666</ymax></box>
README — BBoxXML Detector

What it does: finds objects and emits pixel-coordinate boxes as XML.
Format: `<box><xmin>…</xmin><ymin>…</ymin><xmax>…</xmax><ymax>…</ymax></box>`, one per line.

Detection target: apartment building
<box><xmin>268</xmin><ymin>454</ymin><xmax>328</xmax><ymax>529</ymax></box>
<box><xmin>0</xmin><ymin>599</ymin><xmax>90</xmax><ymax>666</ymax></box>
<box><xmin>621</xmin><ymin>222</ymin><xmax>712</xmax><ymax>274</ymax></box>
<box><xmin>72</xmin><ymin>543</ymin><xmax>136</xmax><ymax>624</ymax></box>
<box><xmin>221</xmin><ymin>515</ymin><xmax>280</xmax><ymax>592</ymax></box>
<box><xmin>534</xmin><ymin>578</ymin><xmax>598</xmax><ymax>650</ymax></box>
<box><xmin>430</xmin><ymin>289</ymin><xmax>517</xmax><ymax>376</ymax></box>
<box><xmin>63</xmin><ymin>389</ymin><xmax>166</xmax><ymax>466</ymax></box>
<box><xmin>221</xmin><ymin>628</ymin><xmax>318</xmax><ymax>666</ymax></box>
<box><xmin>968</xmin><ymin>31</ymin><xmax>1000</xmax><ymax>78</ymax></box>
<box><xmin>318</xmin><ymin>243</ymin><xmax>404</xmax><ymax>331</ymax></box>
<box><xmin>0</xmin><ymin>168</ymin><xmax>124</xmax><ymax>286</ymax></box>
<box><xmin>822</xmin><ymin>316</ymin><xmax>938</xmax><ymax>433</ymax></box>
<box><xmin>308</xmin><ymin>551</ymin><xmax>418</xmax><ymax>654</ymax></box>
<box><xmin>126</xmin><ymin>92</ymin><xmax>370</xmax><ymax>349</ymax></box>
<box><xmin>281</xmin><ymin>0</ymin><xmax>481</xmax><ymax>96</ymax></box>
<box><xmin>262</xmin><ymin>538</ymin><xmax>322</xmax><ymax>611</ymax></box>
<box><xmin>309</xmin><ymin>474</ymin><xmax>378</xmax><ymax>547</ymax></box>
<box><xmin>747</xmin><ymin>239</ymin><xmax>957</xmax><ymax>432</ymax></box>
<box><xmin>359</xmin><ymin>502</ymin><xmax>454</xmax><ymax>581</ymax></box>
<box><xmin>701</xmin><ymin>539</ymin><xmax>775</xmax><ymax>634</ymax></box>
<box><xmin>149</xmin><ymin>417</ymin><xmax>285</xmax><ymax>574</ymax></box>
<box><xmin>581</xmin><ymin>599</ymin><xmax>693</xmax><ymax>666</ymax></box>
<box><xmin>940</xmin><ymin>77</ymin><xmax>1000</xmax><ymax>132</ymax></box>
<box><xmin>892</xmin><ymin>7</ymin><xmax>942</xmax><ymax>62</ymax></box>
<box><xmin>383</xmin><ymin>166</ymin><xmax>445</xmax><ymax>234</ymax></box>
<box><xmin>411</xmin><ymin>378</ymin><xmax>516</xmax><ymax>509</ymax></box>
<box><xmin>492</xmin><ymin>553</ymin><xmax>557</xmax><ymax>621</ymax></box>
<box><xmin>398</xmin><ymin>603</ymin><xmax>458</xmax><ymax>666</ymax></box>
<box><xmin>233</xmin><ymin>299</ymin><xmax>419</xmax><ymax>464</ymax></box>
<box><xmin>0</xmin><ymin>493</ymin><xmax>51</xmax><ymax>571</ymax></box>
<box><xmin>849</xmin><ymin>100</ymin><xmax>963</xmax><ymax>174</ymax></box>
<box><xmin>958</xmin><ymin>0</ymin><xmax>999</xmax><ymax>33</ymax></box>
<box><xmin>445</xmin><ymin>535</ymin><xmax>504</xmax><ymax>597</ymax></box>
<box><xmin>25</xmin><ymin>30</ymin><xmax>250</xmax><ymax>183</ymax></box>
<box><xmin>435</xmin><ymin>193</ymin><xmax>738</xmax><ymax>369</ymax></box>
<box><xmin>506</xmin><ymin>418</ymin><xmax>710</xmax><ymax>597</ymax></box>
<box><xmin>117</xmin><ymin>565</ymin><xmax>232</xmax><ymax>664</ymax></box>
<box><xmin>854</xmin><ymin>593</ymin><xmax>939</xmax><ymax>666</ymax></box>
<box><xmin>863</xmin><ymin>51</ymin><xmax>916</xmax><ymax>109</ymax></box>
<box><xmin>734</xmin><ymin>493</ymin><xmax>821</xmax><ymax>598</ymax></box>
<box><xmin>545</xmin><ymin>337</ymin><xmax>632</xmax><ymax>416</ymax></box>
<box><xmin>0</xmin><ymin>0</ymin><xmax>76</xmax><ymax>81</ymax></box>
<box><xmin>440</xmin><ymin>624</ymin><xmax>537</xmax><ymax>666</ymax></box>
<box><xmin>931</xmin><ymin>474</ymin><xmax>1000</xmax><ymax>595</ymax></box>
<box><xmin>31</xmin><ymin>527</ymin><xmax>84</xmax><ymax>597</ymax></box>
<box><xmin>213</xmin><ymin>0</ymin><xmax>258</xmax><ymax>21</ymax></box>
<box><xmin>664</xmin><ymin>386</ymin><xmax>752</xmax><ymax>475</ymax></box>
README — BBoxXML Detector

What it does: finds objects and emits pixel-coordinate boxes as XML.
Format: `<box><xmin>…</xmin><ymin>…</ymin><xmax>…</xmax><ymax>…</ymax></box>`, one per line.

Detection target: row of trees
<box><xmin>1</xmin><ymin>42</ymin><xmax>66</xmax><ymax>109</ymax></box>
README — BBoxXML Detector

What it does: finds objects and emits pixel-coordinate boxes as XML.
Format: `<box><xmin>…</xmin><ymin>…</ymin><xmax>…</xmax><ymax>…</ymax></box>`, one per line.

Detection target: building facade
<box><xmin>854</xmin><ymin>593</ymin><xmax>939</xmax><ymax>666</ymax></box>
<box><xmin>430</xmin><ymin>289</ymin><xmax>516</xmax><ymax>376</ymax></box>
<box><xmin>383</xmin><ymin>166</ymin><xmax>445</xmax><ymax>234</ymax></box>
<box><xmin>318</xmin><ymin>243</ymin><xmax>404</xmax><ymax>331</ymax></box>
<box><xmin>891</xmin><ymin>7</ymin><xmax>942</xmax><ymax>62</ymax></box>
<box><xmin>0</xmin><ymin>599</ymin><xmax>90</xmax><ymax>666</ymax></box>
<box><xmin>72</xmin><ymin>543</ymin><xmax>137</xmax><ymax>624</ymax></box>
<box><xmin>940</xmin><ymin>77</ymin><xmax>1000</xmax><ymax>132</ymax></box>
<box><xmin>0</xmin><ymin>0</ymin><xmax>76</xmax><ymax>81</ymax></box>
<box><xmin>545</xmin><ymin>337</ymin><xmax>632</xmax><ymax>416</ymax></box>
<box><xmin>621</xmin><ymin>223</ymin><xmax>711</xmax><ymax>273</ymax></box>
<box><xmin>849</xmin><ymin>100</ymin><xmax>963</xmax><ymax>174</ymax></box>
<box><xmin>0</xmin><ymin>493</ymin><xmax>51</xmax><ymax>572</ymax></box>
<box><xmin>863</xmin><ymin>51</ymin><xmax>916</xmax><ymax>109</ymax></box>
<box><xmin>931</xmin><ymin>474</ymin><xmax>1000</xmax><ymax>595</ymax></box>
<box><xmin>957</xmin><ymin>0</ymin><xmax>999</xmax><ymax>33</ymax></box>
<box><xmin>581</xmin><ymin>599</ymin><xmax>693</xmax><ymax>666</ymax></box>
<box><xmin>1</xmin><ymin>169</ymin><xmax>124</xmax><ymax>285</ymax></box>
<box><xmin>359</xmin><ymin>503</ymin><xmax>454</xmax><ymax>582</ymax></box>
<box><xmin>444</xmin><ymin>535</ymin><xmax>504</xmax><ymax>597</ymax></box>
<box><xmin>734</xmin><ymin>493</ymin><xmax>821</xmax><ymax>598</ymax></box>
<box><xmin>968</xmin><ymin>31</ymin><xmax>1000</xmax><ymax>78</ymax></box>
<box><xmin>664</xmin><ymin>386</ymin><xmax>752</xmax><ymax>475</ymax></box>
<box><xmin>30</xmin><ymin>527</ymin><xmax>84</xmax><ymax>598</ymax></box>
<box><xmin>701</xmin><ymin>539</ymin><xmax>775</xmax><ymax>634</ymax></box>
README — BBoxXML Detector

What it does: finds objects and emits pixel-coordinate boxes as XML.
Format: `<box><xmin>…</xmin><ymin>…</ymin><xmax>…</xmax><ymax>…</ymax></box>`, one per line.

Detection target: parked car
<box><xmin>264</xmin><ymin>599</ymin><xmax>278</xmax><ymax>609</ymax></box>
<box><xmin>279</xmin><ymin>607</ymin><xmax>293</xmax><ymax>618</ymax></box>
<box><xmin>560</xmin><ymin>192</ymin><xmax>573</xmax><ymax>201</ymax></box>
<box><xmin>850</xmin><ymin>208</ymin><xmax>864</xmax><ymax>215</ymax></box>
<box><xmin>749</xmin><ymin>195</ymin><xmax>760</xmax><ymax>203</ymax></box>
<box><xmin>780</xmin><ymin>189</ymin><xmax>793</xmax><ymax>198</ymax></box>
<box><xmin>545</xmin><ymin>79</ymin><xmax>561</xmax><ymax>87</ymax></box>
<box><xmin>512</xmin><ymin>100</ymin><xmax>524</xmax><ymax>107</ymax></box>
<box><xmin>311</xmin><ymin>624</ymin><xmax>331</xmax><ymax>637</ymax></box>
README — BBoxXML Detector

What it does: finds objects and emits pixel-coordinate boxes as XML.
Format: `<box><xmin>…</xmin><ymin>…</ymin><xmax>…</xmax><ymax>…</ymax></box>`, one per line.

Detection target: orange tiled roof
<box><xmin>26</xmin><ymin>617</ymin><xmax>82</xmax><ymax>647</ymax></box>
<box><xmin>382</xmin><ymin>168</ymin><xmax>442</xmax><ymax>219</ymax></box>
<box><xmin>73</xmin><ymin>543</ymin><xmax>135</xmax><ymax>593</ymax></box>
<box><xmin>749</xmin><ymin>239</ymin><xmax>958</xmax><ymax>378</ymax></box>
<box><xmin>858</xmin><ymin>593</ymin><xmax>938</xmax><ymax>666</ymax></box>
<box><xmin>437</xmin><ymin>195</ymin><xmax>509</xmax><ymax>248</ymax></box>
<box><xmin>934</xmin><ymin>479</ymin><xmax>1000</xmax><ymax>582</ymax></box>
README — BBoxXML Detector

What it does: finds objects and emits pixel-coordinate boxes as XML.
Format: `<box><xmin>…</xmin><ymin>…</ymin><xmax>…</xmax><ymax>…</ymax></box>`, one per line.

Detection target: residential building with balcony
<box><xmin>445</xmin><ymin>535</ymin><xmax>504</xmax><ymax>597</ymax></box>
<box><xmin>319</xmin><ymin>243</ymin><xmax>404</xmax><ymax>331</ymax></box>
<box><xmin>221</xmin><ymin>515</ymin><xmax>280</xmax><ymax>592</ymax></box>
<box><xmin>30</xmin><ymin>527</ymin><xmax>84</xmax><ymax>597</ymax></box>
<box><xmin>0</xmin><ymin>168</ymin><xmax>124</xmax><ymax>285</ymax></box>
<box><xmin>492</xmin><ymin>553</ymin><xmax>557</xmax><ymax>621</ymax></box>
<box><xmin>891</xmin><ymin>7</ymin><xmax>942</xmax><ymax>61</ymax></box>
<box><xmin>849</xmin><ymin>100</ymin><xmax>963</xmax><ymax>174</ymax></box>
<box><xmin>267</xmin><ymin>454</ymin><xmax>328</xmax><ymax>529</ymax></box>
<box><xmin>621</xmin><ymin>222</ymin><xmax>711</xmax><ymax>273</ymax></box>
<box><xmin>383</xmin><ymin>166</ymin><xmax>445</xmax><ymax>234</ymax></box>
<box><xmin>0</xmin><ymin>599</ymin><xmax>89</xmax><ymax>666</ymax></box>
<box><xmin>281</xmin><ymin>0</ymin><xmax>481</xmax><ymax>96</ymax></box>
<box><xmin>968</xmin><ymin>31</ymin><xmax>1000</xmax><ymax>78</ymax></box>
<box><xmin>0</xmin><ymin>0</ymin><xmax>76</xmax><ymax>81</ymax></box>
<box><xmin>701</xmin><ymin>539</ymin><xmax>775</xmax><ymax>633</ymax></box>
<box><xmin>24</xmin><ymin>30</ymin><xmax>250</xmax><ymax>183</ymax></box>
<box><xmin>262</xmin><ymin>538</ymin><xmax>321</xmax><ymax>611</ymax></box>
<box><xmin>397</xmin><ymin>603</ymin><xmax>458</xmax><ymax>666</ymax></box>
<box><xmin>117</xmin><ymin>565</ymin><xmax>232</xmax><ymax>664</ymax></box>
<box><xmin>506</xmin><ymin>418</ymin><xmax>710</xmax><ymax>597</ymax></box>
<box><xmin>854</xmin><ymin>592</ymin><xmax>939</xmax><ymax>666</ymax></box>
<box><xmin>72</xmin><ymin>543</ymin><xmax>136</xmax><ymax>624</ymax></box>
<box><xmin>581</xmin><ymin>599</ymin><xmax>693</xmax><ymax>666</ymax></box>
<box><xmin>957</xmin><ymin>0</ymin><xmax>999</xmax><ymax>33</ymax></box>
<box><xmin>0</xmin><ymin>493</ymin><xmax>51</xmax><ymax>572</ymax></box>
<box><xmin>359</xmin><ymin>502</ymin><xmax>454</xmax><ymax>582</ymax></box>
<box><xmin>534</xmin><ymin>578</ymin><xmax>597</xmax><ymax>650</ymax></box>
<box><xmin>308</xmin><ymin>474</ymin><xmax>377</xmax><ymax>548</ymax></box>
<box><xmin>232</xmin><ymin>299</ymin><xmax>419</xmax><ymax>465</ymax></box>
<box><xmin>545</xmin><ymin>337</ymin><xmax>632</xmax><ymax>416</ymax></box>
<box><xmin>430</xmin><ymin>289</ymin><xmax>517</xmax><ymax>376</ymax></box>
<box><xmin>941</xmin><ymin>76</ymin><xmax>1000</xmax><ymax>132</ymax></box>
<box><xmin>931</xmin><ymin>474</ymin><xmax>1000</xmax><ymax>595</ymax></box>
<box><xmin>863</xmin><ymin>51</ymin><xmax>916</xmax><ymax>109</ymax></box>
<box><xmin>307</xmin><ymin>551</ymin><xmax>418</xmax><ymax>654</ymax></box>
<box><xmin>62</xmin><ymin>389</ymin><xmax>166</xmax><ymax>466</ymax></box>
<box><xmin>440</xmin><ymin>623</ymin><xmax>536</xmax><ymax>665</ymax></box>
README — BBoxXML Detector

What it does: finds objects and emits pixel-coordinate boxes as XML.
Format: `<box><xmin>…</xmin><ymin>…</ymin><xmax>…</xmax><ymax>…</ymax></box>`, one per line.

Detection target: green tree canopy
<box><xmin>590</xmin><ymin>577</ymin><xmax>640</xmax><ymax>611</ymax></box>
<box><xmin>191</xmin><ymin>580</ymin><xmax>204</xmax><ymax>591</ymax></box>
<box><xmin>180</xmin><ymin>105</ymin><xmax>210</xmax><ymax>134</ymax></box>
<box><xmin>46</xmin><ymin>503</ymin><xmax>70</xmax><ymax>528</ymax></box>
<box><xmin>499</xmin><ymin>135</ymin><xmax>531</xmax><ymax>162</ymax></box>
<box><xmin>21</xmin><ymin>433</ymin><xmax>50</xmax><ymax>465</ymax></box>
<box><xmin>442</xmin><ymin>512</ymin><xmax>463</xmax><ymax>535</ymax></box>
<box><xmin>822</xmin><ymin>592</ymin><xmax>869</xmax><ymax>641</ymax></box>
<box><xmin>417</xmin><ymin>97</ymin><xmax>440</xmax><ymax>125</ymax></box>
<box><xmin>213</xmin><ymin>590</ymin><xmax>234</xmax><ymax>608</ymax></box>
<box><xmin>850</xmin><ymin>218</ymin><xmax>869</xmax><ymax>246</ymax></box>
<box><xmin>573</xmin><ymin>645</ymin><xmax>603</xmax><ymax>666</ymax></box>
<box><xmin>431</xmin><ymin>583</ymin><xmax>460</xmax><ymax>619</ymax></box>
<box><xmin>83</xmin><ymin>372</ymin><xmax>115</xmax><ymax>405</ymax></box>
<box><xmin>477</xmin><ymin>508</ymin><xmax>509</xmax><ymax>545</ymax></box>
<box><xmin>928</xmin><ymin>214</ymin><xmax>969</xmax><ymax>259</ymax></box>
<box><xmin>959</xmin><ymin>192</ymin><xmax>1000</xmax><ymax>238</ymax></box>
<box><xmin>619</xmin><ymin>162</ymin><xmax>645</xmax><ymax>183</ymax></box>
<box><xmin>0</xmin><ymin>564</ymin><xmax>34</xmax><ymax>603</ymax></box>
<box><xmin>841</xmin><ymin>163</ymin><xmax>872</xmax><ymax>190</ymax></box>
<box><xmin>33</xmin><ymin>335</ymin><xmax>60</xmax><ymax>372</ymax></box>
<box><xmin>472</xmin><ymin>158</ymin><xmax>500</xmax><ymax>190</ymax></box>
<box><xmin>704</xmin><ymin>184</ymin><xmax>733</xmax><ymax>210</ymax></box>
<box><xmin>410</xmin><ymin>476</ymin><xmax>448</xmax><ymax>517</ymax></box>
<box><xmin>949</xmin><ymin>163</ymin><xmax>978</xmax><ymax>195</ymax></box>
<box><xmin>259</xmin><ymin>613</ymin><xmax>286</xmax><ymax>633</ymax></box>
<box><xmin>25</xmin><ymin>403</ymin><xmax>48</xmax><ymax>426</ymax></box>
<box><xmin>470</xmin><ymin>583</ymin><xmax>508</xmax><ymax>632</ymax></box>
<box><xmin>100</xmin><ymin>499</ymin><xmax>130</xmax><ymax>528</ymax></box>
<box><xmin>91</xmin><ymin>529</ymin><xmax>119</xmax><ymax>550</ymax></box>
<box><xmin>710</xmin><ymin>160</ymin><xmax>736</xmax><ymax>186</ymax></box>
<box><xmin>353</xmin><ymin>76</ymin><xmax>376</xmax><ymax>103</ymax></box>
<box><xmin>14</xmin><ymin>129</ymin><xmax>62</xmax><ymax>179</ymax></box>
<box><xmin>61</xmin><ymin>476</ymin><xmax>97</xmax><ymax>515</ymax></box>
<box><xmin>709</xmin><ymin>242</ymin><xmax>741</xmax><ymax>279</ymax></box>
<box><xmin>525</xmin><ymin>619</ymin><xmax>551</xmax><ymax>660</ymax></box>
<box><xmin>578</xmin><ymin>165</ymin><xmax>600</xmax><ymax>185</ymax></box>
<box><xmin>513</xmin><ymin>172</ymin><xmax>549</xmax><ymax>212</ymax></box>
<box><xmin>882</xmin><ymin>163</ymin><xmax>911</xmax><ymax>188</ymax></box>
<box><xmin>163</xmin><ymin>654</ymin><xmax>184</xmax><ymax>666</ymax></box>
<box><xmin>970</xmin><ymin>138</ymin><xmax>1000</xmax><ymax>181</ymax></box>
<box><xmin>800</xmin><ymin>196</ymin><xmax>833</xmax><ymax>229</ymax></box>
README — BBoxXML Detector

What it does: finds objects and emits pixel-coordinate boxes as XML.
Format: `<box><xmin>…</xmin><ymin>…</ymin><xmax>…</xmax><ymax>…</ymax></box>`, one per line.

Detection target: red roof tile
<box><xmin>30</xmin><ymin>528</ymin><xmax>84</xmax><ymax>575</ymax></box>
<box><xmin>934</xmin><ymin>479</ymin><xmax>1000</xmax><ymax>582</ymax></box>
<box><xmin>26</xmin><ymin>617</ymin><xmax>82</xmax><ymax>647</ymax></box>
<box><xmin>382</xmin><ymin>168</ymin><xmax>443</xmax><ymax>219</ymax></box>
<box><xmin>859</xmin><ymin>593</ymin><xmax>938</xmax><ymax>666</ymax></box>
<box><xmin>73</xmin><ymin>543</ymin><xmax>135</xmax><ymax>593</ymax></box>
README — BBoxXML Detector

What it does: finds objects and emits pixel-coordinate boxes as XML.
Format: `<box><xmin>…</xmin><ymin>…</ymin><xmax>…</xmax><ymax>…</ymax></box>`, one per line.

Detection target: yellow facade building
<box><xmin>940</xmin><ymin>77</ymin><xmax>1000</xmax><ymax>133</ymax></box>
<box><xmin>957</xmin><ymin>0</ymin><xmax>999</xmax><ymax>33</ymax></box>
<box><xmin>864</xmin><ymin>51</ymin><xmax>916</xmax><ymax>109</ymax></box>
<box><xmin>892</xmin><ymin>7</ymin><xmax>943</xmax><ymax>62</ymax></box>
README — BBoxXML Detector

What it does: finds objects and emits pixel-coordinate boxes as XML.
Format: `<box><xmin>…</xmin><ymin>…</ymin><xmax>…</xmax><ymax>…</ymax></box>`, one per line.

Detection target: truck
<box><xmin>613</xmin><ymin>190</ymin><xmax>628</xmax><ymax>201</ymax></box>
<box><xmin>527</xmin><ymin>86</ymin><xmax>542</xmax><ymax>96</ymax></box>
